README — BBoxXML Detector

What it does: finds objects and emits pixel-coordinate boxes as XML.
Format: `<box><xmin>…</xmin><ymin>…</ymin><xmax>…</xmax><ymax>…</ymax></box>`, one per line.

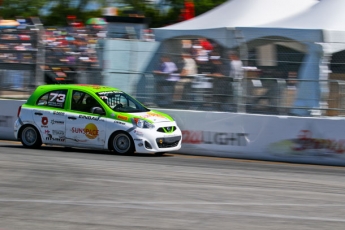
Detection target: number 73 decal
<box><xmin>50</xmin><ymin>93</ymin><xmax>66</xmax><ymax>103</ymax></box>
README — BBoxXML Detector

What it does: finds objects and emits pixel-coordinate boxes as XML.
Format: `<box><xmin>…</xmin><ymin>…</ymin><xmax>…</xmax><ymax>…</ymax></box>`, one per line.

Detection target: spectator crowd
<box><xmin>153</xmin><ymin>38</ymin><xmax>244</xmax><ymax>110</ymax></box>
<box><xmin>0</xmin><ymin>23</ymin><xmax>105</xmax><ymax>85</ymax></box>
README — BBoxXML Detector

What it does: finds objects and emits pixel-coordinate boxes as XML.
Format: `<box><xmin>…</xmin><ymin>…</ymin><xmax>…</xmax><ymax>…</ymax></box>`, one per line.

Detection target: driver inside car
<box><xmin>85</xmin><ymin>96</ymin><xmax>100</xmax><ymax>113</ymax></box>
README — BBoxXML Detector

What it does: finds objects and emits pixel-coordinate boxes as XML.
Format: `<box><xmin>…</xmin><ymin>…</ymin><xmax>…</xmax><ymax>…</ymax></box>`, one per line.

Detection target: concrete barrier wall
<box><xmin>158</xmin><ymin>109</ymin><xmax>345</xmax><ymax>166</ymax></box>
<box><xmin>2</xmin><ymin>99</ymin><xmax>345</xmax><ymax>166</ymax></box>
<box><xmin>0</xmin><ymin>100</ymin><xmax>25</xmax><ymax>140</ymax></box>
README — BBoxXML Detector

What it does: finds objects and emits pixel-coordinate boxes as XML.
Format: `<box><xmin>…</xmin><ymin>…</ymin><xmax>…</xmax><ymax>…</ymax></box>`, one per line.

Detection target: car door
<box><xmin>64</xmin><ymin>90</ymin><xmax>106</xmax><ymax>147</ymax></box>
<box><xmin>33</xmin><ymin>89</ymin><xmax>67</xmax><ymax>145</ymax></box>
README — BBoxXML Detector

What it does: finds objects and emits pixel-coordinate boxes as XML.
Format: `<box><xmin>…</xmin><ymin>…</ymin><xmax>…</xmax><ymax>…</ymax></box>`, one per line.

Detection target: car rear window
<box><xmin>36</xmin><ymin>90</ymin><xmax>67</xmax><ymax>108</ymax></box>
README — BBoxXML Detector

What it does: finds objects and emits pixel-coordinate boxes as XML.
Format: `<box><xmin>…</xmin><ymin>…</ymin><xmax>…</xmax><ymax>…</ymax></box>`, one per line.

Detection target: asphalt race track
<box><xmin>1</xmin><ymin>141</ymin><xmax>345</xmax><ymax>230</ymax></box>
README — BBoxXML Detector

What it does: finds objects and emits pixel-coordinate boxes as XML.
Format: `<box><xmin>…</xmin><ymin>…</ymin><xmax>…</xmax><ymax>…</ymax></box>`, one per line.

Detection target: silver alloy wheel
<box><xmin>112</xmin><ymin>133</ymin><xmax>131</xmax><ymax>154</ymax></box>
<box><xmin>21</xmin><ymin>126</ymin><xmax>38</xmax><ymax>146</ymax></box>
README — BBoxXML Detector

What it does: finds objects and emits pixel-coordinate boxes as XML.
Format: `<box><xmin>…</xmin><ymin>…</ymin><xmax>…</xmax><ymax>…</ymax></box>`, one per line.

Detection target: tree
<box><xmin>114</xmin><ymin>0</ymin><xmax>228</xmax><ymax>27</ymax></box>
<box><xmin>42</xmin><ymin>0</ymin><xmax>102</xmax><ymax>26</ymax></box>
<box><xmin>0</xmin><ymin>0</ymin><xmax>47</xmax><ymax>18</ymax></box>
<box><xmin>0</xmin><ymin>0</ymin><xmax>228</xmax><ymax>27</ymax></box>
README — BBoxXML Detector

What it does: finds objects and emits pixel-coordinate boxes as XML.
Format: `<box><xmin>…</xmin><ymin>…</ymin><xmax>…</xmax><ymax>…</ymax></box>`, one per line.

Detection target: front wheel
<box><xmin>20</xmin><ymin>126</ymin><xmax>42</xmax><ymax>148</ymax></box>
<box><xmin>110</xmin><ymin>132</ymin><xmax>134</xmax><ymax>154</ymax></box>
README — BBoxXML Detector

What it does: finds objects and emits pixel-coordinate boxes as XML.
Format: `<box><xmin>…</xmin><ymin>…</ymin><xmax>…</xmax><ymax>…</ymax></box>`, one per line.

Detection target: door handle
<box><xmin>68</xmin><ymin>116</ymin><xmax>77</xmax><ymax>120</ymax></box>
<box><xmin>34</xmin><ymin>112</ymin><xmax>43</xmax><ymax>116</ymax></box>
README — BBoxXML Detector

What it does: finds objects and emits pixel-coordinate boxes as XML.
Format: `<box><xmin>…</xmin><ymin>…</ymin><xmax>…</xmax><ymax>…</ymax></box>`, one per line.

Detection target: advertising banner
<box><xmin>159</xmin><ymin>109</ymin><xmax>345</xmax><ymax>166</ymax></box>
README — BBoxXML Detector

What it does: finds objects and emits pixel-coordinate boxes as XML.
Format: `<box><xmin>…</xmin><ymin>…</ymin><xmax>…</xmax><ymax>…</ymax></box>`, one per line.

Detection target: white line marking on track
<box><xmin>0</xmin><ymin>199</ymin><xmax>344</xmax><ymax>222</ymax></box>
<box><xmin>0</xmin><ymin>199</ymin><xmax>344</xmax><ymax>206</ymax></box>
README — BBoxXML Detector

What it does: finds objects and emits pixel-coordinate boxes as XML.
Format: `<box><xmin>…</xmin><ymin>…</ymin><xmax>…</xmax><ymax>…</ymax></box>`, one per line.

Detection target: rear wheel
<box><xmin>110</xmin><ymin>132</ymin><xmax>134</xmax><ymax>154</ymax></box>
<box><xmin>20</xmin><ymin>126</ymin><xmax>42</xmax><ymax>148</ymax></box>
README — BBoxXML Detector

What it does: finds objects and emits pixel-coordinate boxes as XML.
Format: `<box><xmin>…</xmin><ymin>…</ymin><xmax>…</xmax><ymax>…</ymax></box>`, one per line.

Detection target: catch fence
<box><xmin>3</xmin><ymin>31</ymin><xmax>345</xmax><ymax>117</ymax></box>
<box><xmin>140</xmin><ymin>73</ymin><xmax>345</xmax><ymax>117</ymax></box>
<box><xmin>138</xmin><ymin>35</ymin><xmax>345</xmax><ymax>117</ymax></box>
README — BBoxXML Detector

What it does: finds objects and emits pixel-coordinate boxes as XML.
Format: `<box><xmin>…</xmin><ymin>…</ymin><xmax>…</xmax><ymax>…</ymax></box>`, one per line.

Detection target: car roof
<box><xmin>35</xmin><ymin>84</ymin><xmax>120</xmax><ymax>93</ymax></box>
<box><xmin>26</xmin><ymin>84</ymin><xmax>121</xmax><ymax>105</ymax></box>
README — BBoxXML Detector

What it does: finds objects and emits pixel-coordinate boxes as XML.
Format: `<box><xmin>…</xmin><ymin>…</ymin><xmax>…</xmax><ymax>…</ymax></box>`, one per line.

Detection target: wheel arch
<box><xmin>18</xmin><ymin>123</ymin><xmax>42</xmax><ymax>142</ymax></box>
<box><xmin>107</xmin><ymin>130</ymin><xmax>136</xmax><ymax>152</ymax></box>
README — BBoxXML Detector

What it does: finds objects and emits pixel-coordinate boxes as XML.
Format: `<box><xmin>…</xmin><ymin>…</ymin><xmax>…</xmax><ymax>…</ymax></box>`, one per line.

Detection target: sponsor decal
<box><xmin>117</xmin><ymin>115</ymin><xmax>128</xmax><ymax>121</ymax></box>
<box><xmin>53</xmin><ymin>111</ymin><xmax>65</xmax><ymax>116</ymax></box>
<box><xmin>46</xmin><ymin>137</ymin><xmax>65</xmax><ymax>142</ymax></box>
<box><xmin>52</xmin><ymin>130</ymin><xmax>65</xmax><ymax>136</ymax></box>
<box><xmin>182</xmin><ymin>130</ymin><xmax>248</xmax><ymax>146</ymax></box>
<box><xmin>77</xmin><ymin>84</ymin><xmax>111</xmax><ymax>90</ymax></box>
<box><xmin>47</xmin><ymin>101</ymin><xmax>64</xmax><ymax>107</ymax></box>
<box><xmin>268</xmin><ymin>130</ymin><xmax>345</xmax><ymax>156</ymax></box>
<box><xmin>98</xmin><ymin>90</ymin><xmax>120</xmax><ymax>95</ymax></box>
<box><xmin>0</xmin><ymin>115</ymin><xmax>12</xmax><ymax>128</ymax></box>
<box><xmin>71</xmin><ymin>123</ymin><xmax>99</xmax><ymax>139</ymax></box>
<box><xmin>114</xmin><ymin>121</ymin><xmax>126</xmax><ymax>125</ymax></box>
<box><xmin>142</xmin><ymin>112</ymin><xmax>165</xmax><ymax>119</ymax></box>
<box><xmin>51</xmin><ymin>120</ymin><xmax>64</xmax><ymax>125</ymax></box>
<box><xmin>44</xmin><ymin>130</ymin><xmax>50</xmax><ymax>134</ymax></box>
<box><xmin>65</xmin><ymin>137</ymin><xmax>88</xmax><ymax>143</ymax></box>
<box><xmin>79</xmin><ymin>115</ymin><xmax>100</xmax><ymax>121</ymax></box>
<box><xmin>42</xmin><ymin>117</ymin><xmax>48</xmax><ymax>126</ymax></box>
<box><xmin>134</xmin><ymin>130</ymin><xmax>143</xmax><ymax>136</ymax></box>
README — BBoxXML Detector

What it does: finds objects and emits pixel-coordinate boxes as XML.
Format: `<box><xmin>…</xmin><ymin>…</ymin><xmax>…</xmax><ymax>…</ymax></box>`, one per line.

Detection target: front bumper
<box><xmin>130</xmin><ymin>122</ymin><xmax>182</xmax><ymax>154</ymax></box>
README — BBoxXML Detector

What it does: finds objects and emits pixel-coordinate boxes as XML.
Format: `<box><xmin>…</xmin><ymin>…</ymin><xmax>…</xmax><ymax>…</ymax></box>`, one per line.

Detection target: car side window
<box><xmin>36</xmin><ymin>90</ymin><xmax>67</xmax><ymax>108</ymax></box>
<box><xmin>71</xmin><ymin>90</ymin><xmax>102</xmax><ymax>113</ymax></box>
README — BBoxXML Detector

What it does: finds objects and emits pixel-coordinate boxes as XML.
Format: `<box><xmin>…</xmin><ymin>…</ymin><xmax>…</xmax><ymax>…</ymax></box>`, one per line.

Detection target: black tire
<box><xmin>154</xmin><ymin>152</ymin><xmax>165</xmax><ymax>156</ymax></box>
<box><xmin>109</xmin><ymin>132</ymin><xmax>134</xmax><ymax>154</ymax></box>
<box><xmin>20</xmin><ymin>126</ymin><xmax>42</xmax><ymax>148</ymax></box>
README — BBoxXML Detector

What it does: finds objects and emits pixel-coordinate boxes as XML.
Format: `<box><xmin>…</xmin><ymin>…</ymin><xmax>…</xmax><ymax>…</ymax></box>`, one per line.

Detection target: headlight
<box><xmin>136</xmin><ymin>119</ymin><xmax>155</xmax><ymax>129</ymax></box>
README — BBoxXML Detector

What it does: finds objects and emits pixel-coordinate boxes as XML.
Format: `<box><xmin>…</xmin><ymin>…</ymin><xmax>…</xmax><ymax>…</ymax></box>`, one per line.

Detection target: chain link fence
<box><xmin>3</xmin><ymin>30</ymin><xmax>345</xmax><ymax>117</ymax></box>
<box><xmin>138</xmin><ymin>36</ymin><xmax>345</xmax><ymax>117</ymax></box>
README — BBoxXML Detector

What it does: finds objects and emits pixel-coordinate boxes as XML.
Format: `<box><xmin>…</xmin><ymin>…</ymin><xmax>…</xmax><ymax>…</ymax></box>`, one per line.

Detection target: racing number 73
<box><xmin>50</xmin><ymin>93</ymin><xmax>66</xmax><ymax>103</ymax></box>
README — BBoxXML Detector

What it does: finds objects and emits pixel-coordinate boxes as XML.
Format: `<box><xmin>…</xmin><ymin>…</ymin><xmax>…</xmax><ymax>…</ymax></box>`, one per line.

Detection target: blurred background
<box><xmin>2</xmin><ymin>0</ymin><xmax>345</xmax><ymax>117</ymax></box>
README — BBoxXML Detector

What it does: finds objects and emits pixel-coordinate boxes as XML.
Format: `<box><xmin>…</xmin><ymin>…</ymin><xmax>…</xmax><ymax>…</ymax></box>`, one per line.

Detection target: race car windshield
<box><xmin>96</xmin><ymin>91</ymin><xmax>150</xmax><ymax>113</ymax></box>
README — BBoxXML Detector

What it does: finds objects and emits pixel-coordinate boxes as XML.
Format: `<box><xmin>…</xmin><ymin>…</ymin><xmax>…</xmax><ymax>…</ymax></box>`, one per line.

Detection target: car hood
<box><xmin>132</xmin><ymin>111</ymin><xmax>172</xmax><ymax>123</ymax></box>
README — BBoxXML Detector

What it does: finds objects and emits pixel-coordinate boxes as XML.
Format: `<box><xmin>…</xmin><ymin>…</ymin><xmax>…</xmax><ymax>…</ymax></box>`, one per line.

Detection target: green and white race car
<box><xmin>14</xmin><ymin>84</ymin><xmax>182</xmax><ymax>155</ymax></box>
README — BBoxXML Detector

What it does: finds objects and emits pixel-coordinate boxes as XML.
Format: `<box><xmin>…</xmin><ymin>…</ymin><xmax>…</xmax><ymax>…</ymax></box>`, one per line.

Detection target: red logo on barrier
<box><xmin>182</xmin><ymin>130</ymin><xmax>203</xmax><ymax>144</ymax></box>
<box><xmin>182</xmin><ymin>130</ymin><xmax>248</xmax><ymax>146</ymax></box>
<box><xmin>292</xmin><ymin>129</ymin><xmax>345</xmax><ymax>153</ymax></box>
<box><xmin>42</xmin><ymin>117</ymin><xmax>48</xmax><ymax>126</ymax></box>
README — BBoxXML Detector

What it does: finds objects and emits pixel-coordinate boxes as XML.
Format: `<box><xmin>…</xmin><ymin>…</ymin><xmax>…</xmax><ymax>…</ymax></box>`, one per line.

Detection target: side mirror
<box><xmin>91</xmin><ymin>107</ymin><xmax>105</xmax><ymax>115</ymax></box>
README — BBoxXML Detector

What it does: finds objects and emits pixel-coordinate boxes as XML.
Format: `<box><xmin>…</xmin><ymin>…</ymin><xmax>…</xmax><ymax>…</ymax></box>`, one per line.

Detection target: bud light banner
<box><xmin>159</xmin><ymin>109</ymin><xmax>345</xmax><ymax>166</ymax></box>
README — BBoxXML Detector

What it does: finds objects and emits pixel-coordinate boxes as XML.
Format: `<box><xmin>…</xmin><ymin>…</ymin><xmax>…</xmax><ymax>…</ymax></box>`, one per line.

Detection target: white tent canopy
<box><xmin>238</xmin><ymin>0</ymin><xmax>345</xmax><ymax>115</ymax></box>
<box><xmin>154</xmin><ymin>0</ymin><xmax>318</xmax><ymax>46</ymax></box>
<box><xmin>239</xmin><ymin>0</ymin><xmax>345</xmax><ymax>53</ymax></box>
<box><xmin>258</xmin><ymin>0</ymin><xmax>345</xmax><ymax>30</ymax></box>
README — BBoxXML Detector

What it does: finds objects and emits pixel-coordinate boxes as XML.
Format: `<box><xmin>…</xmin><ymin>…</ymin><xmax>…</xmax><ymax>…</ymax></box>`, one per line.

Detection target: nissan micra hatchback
<box><xmin>14</xmin><ymin>84</ymin><xmax>182</xmax><ymax>155</ymax></box>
